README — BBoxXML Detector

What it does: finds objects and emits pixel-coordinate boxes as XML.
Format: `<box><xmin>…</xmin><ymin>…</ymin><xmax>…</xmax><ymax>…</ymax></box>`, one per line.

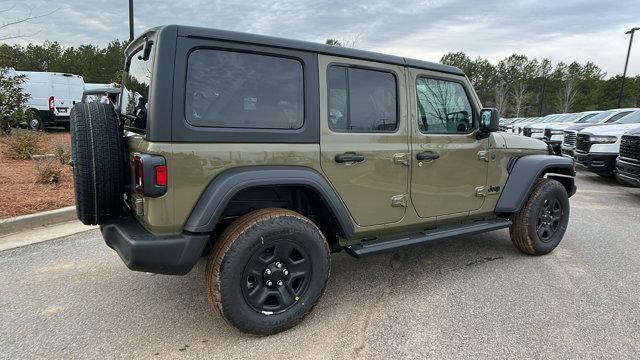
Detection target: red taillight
<box><xmin>132</xmin><ymin>155</ymin><xmax>167</xmax><ymax>197</ymax></box>
<box><xmin>155</xmin><ymin>165</ymin><xmax>167</xmax><ymax>186</ymax></box>
<box><xmin>133</xmin><ymin>155</ymin><xmax>144</xmax><ymax>195</ymax></box>
<box><xmin>48</xmin><ymin>96</ymin><xmax>55</xmax><ymax>112</ymax></box>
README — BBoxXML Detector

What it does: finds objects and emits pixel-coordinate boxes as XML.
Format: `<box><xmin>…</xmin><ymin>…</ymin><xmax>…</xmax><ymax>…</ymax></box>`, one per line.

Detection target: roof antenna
<box><xmin>128</xmin><ymin>0</ymin><xmax>134</xmax><ymax>42</ymax></box>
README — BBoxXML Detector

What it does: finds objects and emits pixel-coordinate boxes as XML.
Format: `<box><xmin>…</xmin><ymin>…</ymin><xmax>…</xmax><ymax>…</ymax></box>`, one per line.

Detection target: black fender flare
<box><xmin>495</xmin><ymin>155</ymin><xmax>576</xmax><ymax>213</ymax></box>
<box><xmin>183</xmin><ymin>166</ymin><xmax>355</xmax><ymax>238</ymax></box>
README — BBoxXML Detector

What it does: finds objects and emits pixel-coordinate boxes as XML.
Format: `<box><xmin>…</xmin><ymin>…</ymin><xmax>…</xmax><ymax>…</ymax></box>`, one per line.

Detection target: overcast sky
<box><xmin>2</xmin><ymin>0</ymin><xmax>639</xmax><ymax>76</ymax></box>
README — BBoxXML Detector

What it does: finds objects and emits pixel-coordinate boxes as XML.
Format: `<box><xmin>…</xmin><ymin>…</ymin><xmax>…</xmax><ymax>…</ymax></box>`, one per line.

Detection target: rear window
<box><xmin>327</xmin><ymin>65</ymin><xmax>397</xmax><ymax>132</ymax></box>
<box><xmin>121</xmin><ymin>43</ymin><xmax>155</xmax><ymax>131</ymax></box>
<box><xmin>185</xmin><ymin>49</ymin><xmax>304</xmax><ymax>129</ymax></box>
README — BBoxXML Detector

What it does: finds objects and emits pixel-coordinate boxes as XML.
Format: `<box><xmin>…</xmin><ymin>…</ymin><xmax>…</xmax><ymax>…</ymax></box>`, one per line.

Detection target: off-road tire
<box><xmin>509</xmin><ymin>178</ymin><xmax>570</xmax><ymax>255</ymax></box>
<box><xmin>70</xmin><ymin>102</ymin><xmax>124</xmax><ymax>225</ymax></box>
<box><xmin>205</xmin><ymin>208</ymin><xmax>330</xmax><ymax>335</ymax></box>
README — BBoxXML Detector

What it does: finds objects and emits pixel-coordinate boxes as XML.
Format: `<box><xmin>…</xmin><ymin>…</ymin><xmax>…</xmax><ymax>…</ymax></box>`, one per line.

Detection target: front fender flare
<box><xmin>495</xmin><ymin>155</ymin><xmax>575</xmax><ymax>213</ymax></box>
<box><xmin>183</xmin><ymin>166</ymin><xmax>355</xmax><ymax>238</ymax></box>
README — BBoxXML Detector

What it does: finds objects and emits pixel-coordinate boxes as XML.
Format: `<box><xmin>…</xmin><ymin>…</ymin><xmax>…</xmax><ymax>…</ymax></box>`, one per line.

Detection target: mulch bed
<box><xmin>0</xmin><ymin>130</ymin><xmax>75</xmax><ymax>219</ymax></box>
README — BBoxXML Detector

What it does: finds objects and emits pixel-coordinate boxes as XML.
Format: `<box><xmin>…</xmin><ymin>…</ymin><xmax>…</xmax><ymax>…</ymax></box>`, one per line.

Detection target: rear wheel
<box><xmin>510</xmin><ymin>179</ymin><xmax>570</xmax><ymax>255</ymax></box>
<box><xmin>206</xmin><ymin>208</ymin><xmax>330</xmax><ymax>335</ymax></box>
<box><xmin>27</xmin><ymin>110</ymin><xmax>44</xmax><ymax>131</ymax></box>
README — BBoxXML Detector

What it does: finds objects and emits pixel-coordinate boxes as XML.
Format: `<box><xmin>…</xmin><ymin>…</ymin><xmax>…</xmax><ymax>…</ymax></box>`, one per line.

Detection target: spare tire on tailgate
<box><xmin>70</xmin><ymin>102</ymin><xmax>124</xmax><ymax>225</ymax></box>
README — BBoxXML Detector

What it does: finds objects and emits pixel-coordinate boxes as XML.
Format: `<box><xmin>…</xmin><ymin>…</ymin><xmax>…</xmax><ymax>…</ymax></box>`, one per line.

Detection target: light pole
<box><xmin>128</xmin><ymin>0</ymin><xmax>134</xmax><ymax>42</ymax></box>
<box><xmin>618</xmin><ymin>27</ymin><xmax>639</xmax><ymax>108</ymax></box>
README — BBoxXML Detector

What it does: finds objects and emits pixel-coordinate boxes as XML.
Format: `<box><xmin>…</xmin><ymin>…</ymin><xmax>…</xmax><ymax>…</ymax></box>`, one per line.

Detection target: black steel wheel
<box><xmin>242</xmin><ymin>240</ymin><xmax>312</xmax><ymax>315</ymax></box>
<box><xmin>206</xmin><ymin>208</ymin><xmax>330</xmax><ymax>335</ymax></box>
<box><xmin>535</xmin><ymin>197</ymin><xmax>564</xmax><ymax>242</ymax></box>
<box><xmin>510</xmin><ymin>178</ymin><xmax>570</xmax><ymax>255</ymax></box>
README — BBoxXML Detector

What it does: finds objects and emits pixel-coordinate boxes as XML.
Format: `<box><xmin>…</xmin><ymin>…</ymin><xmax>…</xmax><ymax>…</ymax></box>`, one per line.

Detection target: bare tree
<box><xmin>0</xmin><ymin>2</ymin><xmax>57</xmax><ymax>41</ymax></box>
<box><xmin>494</xmin><ymin>81</ymin><xmax>509</xmax><ymax>115</ymax></box>
<box><xmin>558</xmin><ymin>76</ymin><xmax>578</xmax><ymax>113</ymax></box>
<box><xmin>324</xmin><ymin>33</ymin><xmax>361</xmax><ymax>48</ymax></box>
<box><xmin>511</xmin><ymin>81</ymin><xmax>527</xmax><ymax>117</ymax></box>
<box><xmin>556</xmin><ymin>62</ymin><xmax>581</xmax><ymax>113</ymax></box>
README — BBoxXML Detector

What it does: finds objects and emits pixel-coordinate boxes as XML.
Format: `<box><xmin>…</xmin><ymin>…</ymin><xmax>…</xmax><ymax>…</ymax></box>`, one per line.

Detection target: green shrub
<box><xmin>34</xmin><ymin>159</ymin><xmax>61</xmax><ymax>184</ymax></box>
<box><xmin>4</xmin><ymin>131</ymin><xmax>43</xmax><ymax>160</ymax></box>
<box><xmin>0</xmin><ymin>69</ymin><xmax>29</xmax><ymax>133</ymax></box>
<box><xmin>54</xmin><ymin>142</ymin><xmax>71</xmax><ymax>164</ymax></box>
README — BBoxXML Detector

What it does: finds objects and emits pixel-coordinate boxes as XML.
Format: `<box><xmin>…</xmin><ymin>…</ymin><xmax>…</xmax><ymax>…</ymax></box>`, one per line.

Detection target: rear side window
<box><xmin>416</xmin><ymin>77</ymin><xmax>473</xmax><ymax>134</ymax></box>
<box><xmin>185</xmin><ymin>49</ymin><xmax>304</xmax><ymax>129</ymax></box>
<box><xmin>327</xmin><ymin>65</ymin><xmax>397</xmax><ymax>132</ymax></box>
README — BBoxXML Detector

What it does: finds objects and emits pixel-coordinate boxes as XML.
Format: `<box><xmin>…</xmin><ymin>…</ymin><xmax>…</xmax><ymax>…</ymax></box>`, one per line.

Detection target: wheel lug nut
<box><xmin>275</xmin><ymin>262</ymin><xmax>282</xmax><ymax>268</ymax></box>
<box><xmin>265</xmin><ymin>269</ymin><xmax>271</xmax><ymax>275</ymax></box>
<box><xmin>283</xmin><ymin>269</ymin><xmax>289</xmax><ymax>276</ymax></box>
<box><xmin>277</xmin><ymin>280</ymin><xmax>283</xmax><ymax>286</ymax></box>
<box><xmin>266</xmin><ymin>280</ymin><xmax>273</xmax><ymax>286</ymax></box>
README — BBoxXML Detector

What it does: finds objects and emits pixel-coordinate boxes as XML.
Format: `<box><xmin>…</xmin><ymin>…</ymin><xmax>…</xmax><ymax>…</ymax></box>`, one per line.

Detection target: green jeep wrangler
<box><xmin>70</xmin><ymin>25</ymin><xmax>576</xmax><ymax>335</ymax></box>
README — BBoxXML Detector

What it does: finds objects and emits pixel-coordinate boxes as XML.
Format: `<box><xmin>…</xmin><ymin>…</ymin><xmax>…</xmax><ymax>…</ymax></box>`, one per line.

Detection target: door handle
<box><xmin>416</xmin><ymin>151</ymin><xmax>439</xmax><ymax>161</ymax></box>
<box><xmin>335</xmin><ymin>153</ymin><xmax>365</xmax><ymax>163</ymax></box>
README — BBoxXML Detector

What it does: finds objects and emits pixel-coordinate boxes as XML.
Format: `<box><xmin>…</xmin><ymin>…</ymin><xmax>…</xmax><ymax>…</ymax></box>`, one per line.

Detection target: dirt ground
<box><xmin>0</xmin><ymin>130</ymin><xmax>75</xmax><ymax>219</ymax></box>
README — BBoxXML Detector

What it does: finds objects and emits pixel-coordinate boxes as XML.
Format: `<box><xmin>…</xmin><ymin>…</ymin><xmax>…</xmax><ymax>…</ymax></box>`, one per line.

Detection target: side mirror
<box><xmin>479</xmin><ymin>108</ymin><xmax>500</xmax><ymax>133</ymax></box>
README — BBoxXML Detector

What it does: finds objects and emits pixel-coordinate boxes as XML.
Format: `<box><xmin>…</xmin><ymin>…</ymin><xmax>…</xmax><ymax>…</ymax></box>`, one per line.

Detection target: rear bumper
<box><xmin>616</xmin><ymin>158</ymin><xmax>640</xmax><ymax>186</ymax></box>
<box><xmin>574</xmin><ymin>152</ymin><xmax>617</xmax><ymax>173</ymax></box>
<box><xmin>101</xmin><ymin>216</ymin><xmax>209</xmax><ymax>275</ymax></box>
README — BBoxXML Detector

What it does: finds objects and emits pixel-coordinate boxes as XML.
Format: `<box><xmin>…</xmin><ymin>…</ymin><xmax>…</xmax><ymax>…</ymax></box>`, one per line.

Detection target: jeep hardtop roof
<box><xmin>130</xmin><ymin>25</ymin><xmax>464</xmax><ymax>76</ymax></box>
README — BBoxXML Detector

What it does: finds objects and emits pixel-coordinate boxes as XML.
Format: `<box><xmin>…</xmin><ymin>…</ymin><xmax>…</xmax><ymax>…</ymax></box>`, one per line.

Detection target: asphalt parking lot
<box><xmin>1</xmin><ymin>171</ymin><xmax>639</xmax><ymax>359</ymax></box>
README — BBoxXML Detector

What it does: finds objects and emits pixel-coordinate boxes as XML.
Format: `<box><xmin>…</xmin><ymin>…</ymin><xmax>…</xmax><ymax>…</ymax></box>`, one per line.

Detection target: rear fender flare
<box><xmin>183</xmin><ymin>166</ymin><xmax>355</xmax><ymax>238</ymax></box>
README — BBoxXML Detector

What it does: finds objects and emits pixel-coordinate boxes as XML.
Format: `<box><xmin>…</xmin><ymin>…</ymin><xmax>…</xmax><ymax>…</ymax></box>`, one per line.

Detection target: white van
<box><xmin>12</xmin><ymin>70</ymin><xmax>85</xmax><ymax>130</ymax></box>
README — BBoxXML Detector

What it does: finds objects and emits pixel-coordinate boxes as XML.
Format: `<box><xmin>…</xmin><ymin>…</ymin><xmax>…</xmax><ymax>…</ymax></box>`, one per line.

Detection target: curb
<box><xmin>0</xmin><ymin>206</ymin><xmax>77</xmax><ymax>237</ymax></box>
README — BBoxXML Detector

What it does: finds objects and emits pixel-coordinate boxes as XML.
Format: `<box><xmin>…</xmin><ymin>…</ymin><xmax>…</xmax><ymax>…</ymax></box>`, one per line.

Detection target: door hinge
<box><xmin>478</xmin><ymin>150</ymin><xmax>496</xmax><ymax>162</ymax></box>
<box><xmin>392</xmin><ymin>153</ymin><xmax>410</xmax><ymax>166</ymax></box>
<box><xmin>391</xmin><ymin>194</ymin><xmax>407</xmax><ymax>207</ymax></box>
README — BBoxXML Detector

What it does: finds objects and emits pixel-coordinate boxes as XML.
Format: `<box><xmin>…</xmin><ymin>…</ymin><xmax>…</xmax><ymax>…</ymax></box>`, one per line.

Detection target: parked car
<box><xmin>543</xmin><ymin>111</ymin><xmax>602</xmax><ymax>155</ymax></box>
<box><xmin>81</xmin><ymin>86</ymin><xmax>121</xmax><ymax>104</ymax></box>
<box><xmin>11</xmin><ymin>69</ymin><xmax>85</xmax><ymax>130</ymax></box>
<box><xmin>69</xmin><ymin>25</ymin><xmax>576</xmax><ymax>335</ymax></box>
<box><xmin>561</xmin><ymin>108</ymin><xmax>639</xmax><ymax>158</ymax></box>
<box><xmin>84</xmin><ymin>82</ymin><xmax>116</xmax><ymax>91</ymax></box>
<box><xmin>525</xmin><ymin>113</ymin><xmax>579</xmax><ymax>139</ymax></box>
<box><xmin>522</xmin><ymin>114</ymin><xmax>563</xmax><ymax>137</ymax></box>
<box><xmin>616</xmin><ymin>127</ymin><xmax>640</xmax><ymax>186</ymax></box>
<box><xmin>574</xmin><ymin>110</ymin><xmax>640</xmax><ymax>176</ymax></box>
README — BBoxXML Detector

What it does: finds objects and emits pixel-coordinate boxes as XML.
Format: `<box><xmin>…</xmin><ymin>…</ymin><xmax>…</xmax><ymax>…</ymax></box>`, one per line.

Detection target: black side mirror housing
<box><xmin>479</xmin><ymin>108</ymin><xmax>500</xmax><ymax>136</ymax></box>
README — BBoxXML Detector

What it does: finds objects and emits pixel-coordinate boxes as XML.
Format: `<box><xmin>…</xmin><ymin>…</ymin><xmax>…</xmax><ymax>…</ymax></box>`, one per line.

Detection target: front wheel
<box><xmin>205</xmin><ymin>208</ymin><xmax>330</xmax><ymax>335</ymax></box>
<box><xmin>510</xmin><ymin>179</ymin><xmax>570</xmax><ymax>255</ymax></box>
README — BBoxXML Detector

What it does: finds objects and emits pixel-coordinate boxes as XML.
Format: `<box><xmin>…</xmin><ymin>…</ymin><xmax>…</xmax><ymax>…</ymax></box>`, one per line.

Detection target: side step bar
<box><xmin>345</xmin><ymin>219</ymin><xmax>512</xmax><ymax>258</ymax></box>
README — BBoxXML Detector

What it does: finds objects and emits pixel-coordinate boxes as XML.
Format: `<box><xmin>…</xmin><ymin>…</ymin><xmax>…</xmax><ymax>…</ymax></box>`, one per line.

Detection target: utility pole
<box><xmin>128</xmin><ymin>0</ymin><xmax>134</xmax><ymax>42</ymax></box>
<box><xmin>618</xmin><ymin>27</ymin><xmax>639</xmax><ymax>108</ymax></box>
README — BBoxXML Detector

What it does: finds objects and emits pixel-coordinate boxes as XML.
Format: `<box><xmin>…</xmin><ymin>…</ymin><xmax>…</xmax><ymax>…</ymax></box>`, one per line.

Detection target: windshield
<box><xmin>557</xmin><ymin>113</ymin><xmax>580</xmax><ymax>123</ymax></box>
<box><xmin>576</xmin><ymin>112</ymin><xmax>599</xmax><ymax>122</ymax></box>
<box><xmin>584</xmin><ymin>111</ymin><xmax>613</xmax><ymax>123</ymax></box>
<box><xmin>614</xmin><ymin>111</ymin><xmax>640</xmax><ymax>124</ymax></box>
<box><xmin>543</xmin><ymin>115</ymin><xmax>562</xmax><ymax>123</ymax></box>
<box><xmin>121</xmin><ymin>42</ymin><xmax>155</xmax><ymax>131</ymax></box>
